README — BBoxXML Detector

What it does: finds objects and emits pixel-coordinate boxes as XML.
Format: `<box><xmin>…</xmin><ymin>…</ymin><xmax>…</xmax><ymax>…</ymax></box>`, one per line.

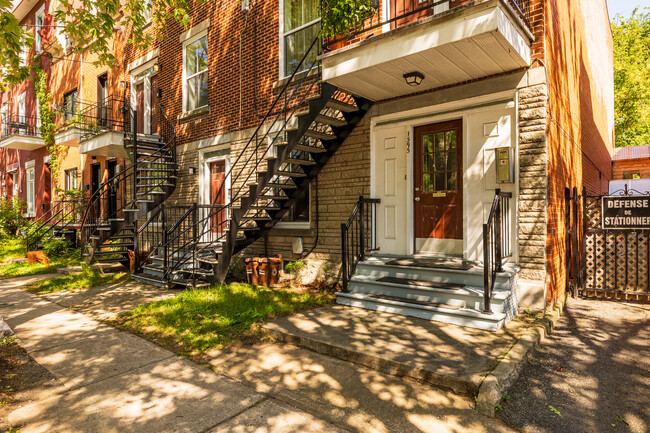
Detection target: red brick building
<box><xmin>9</xmin><ymin>0</ymin><xmax>614</xmax><ymax>330</ymax></box>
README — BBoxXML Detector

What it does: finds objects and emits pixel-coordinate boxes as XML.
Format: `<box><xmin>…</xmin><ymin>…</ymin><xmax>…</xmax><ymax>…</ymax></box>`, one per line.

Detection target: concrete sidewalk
<box><xmin>1</xmin><ymin>275</ymin><xmax>517</xmax><ymax>433</ymax></box>
<box><xmin>0</xmin><ymin>277</ymin><xmax>349</xmax><ymax>433</ymax></box>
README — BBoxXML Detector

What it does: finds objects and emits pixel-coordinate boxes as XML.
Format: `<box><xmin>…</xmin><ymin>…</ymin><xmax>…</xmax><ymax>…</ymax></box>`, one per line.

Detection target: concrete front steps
<box><xmin>336</xmin><ymin>255</ymin><xmax>519</xmax><ymax>331</ymax></box>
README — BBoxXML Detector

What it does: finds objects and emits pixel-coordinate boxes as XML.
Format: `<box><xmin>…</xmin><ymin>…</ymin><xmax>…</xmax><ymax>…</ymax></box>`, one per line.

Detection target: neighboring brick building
<box><xmin>9</xmin><ymin>0</ymin><xmax>614</xmax><ymax>329</ymax></box>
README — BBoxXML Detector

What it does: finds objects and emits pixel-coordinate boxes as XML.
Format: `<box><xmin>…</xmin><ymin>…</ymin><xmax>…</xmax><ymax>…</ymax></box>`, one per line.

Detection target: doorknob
<box><xmin>415</xmin><ymin>187</ymin><xmax>420</xmax><ymax>191</ymax></box>
<box><xmin>414</xmin><ymin>197</ymin><xmax>420</xmax><ymax>201</ymax></box>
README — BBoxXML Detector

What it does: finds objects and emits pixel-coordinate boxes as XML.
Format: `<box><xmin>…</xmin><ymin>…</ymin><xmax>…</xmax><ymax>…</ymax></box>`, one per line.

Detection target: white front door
<box><xmin>373</xmin><ymin>125</ymin><xmax>410</xmax><ymax>255</ymax></box>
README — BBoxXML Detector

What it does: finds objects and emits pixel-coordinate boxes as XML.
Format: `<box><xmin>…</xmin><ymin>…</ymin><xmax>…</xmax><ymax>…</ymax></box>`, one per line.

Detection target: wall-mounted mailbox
<box><xmin>495</xmin><ymin>147</ymin><xmax>513</xmax><ymax>183</ymax></box>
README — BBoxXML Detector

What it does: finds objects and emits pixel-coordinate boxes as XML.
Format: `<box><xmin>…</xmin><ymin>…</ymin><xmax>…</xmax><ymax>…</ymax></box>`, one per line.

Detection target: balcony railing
<box><xmin>322</xmin><ymin>0</ymin><xmax>531</xmax><ymax>50</ymax></box>
<box><xmin>1</xmin><ymin>115</ymin><xmax>42</xmax><ymax>140</ymax></box>
<box><xmin>56</xmin><ymin>97</ymin><xmax>126</xmax><ymax>140</ymax></box>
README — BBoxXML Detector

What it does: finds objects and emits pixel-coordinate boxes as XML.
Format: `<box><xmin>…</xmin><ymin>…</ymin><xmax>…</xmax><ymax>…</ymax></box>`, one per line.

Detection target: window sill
<box><xmin>178</xmin><ymin>105</ymin><xmax>210</xmax><ymax>123</ymax></box>
<box><xmin>270</xmin><ymin>223</ymin><xmax>314</xmax><ymax>237</ymax></box>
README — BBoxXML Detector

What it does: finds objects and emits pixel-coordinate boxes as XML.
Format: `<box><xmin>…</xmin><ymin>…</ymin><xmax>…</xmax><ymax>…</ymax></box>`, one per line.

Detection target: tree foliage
<box><xmin>0</xmin><ymin>0</ymin><xmax>191</xmax><ymax>88</ymax></box>
<box><xmin>612</xmin><ymin>7</ymin><xmax>650</xmax><ymax>147</ymax></box>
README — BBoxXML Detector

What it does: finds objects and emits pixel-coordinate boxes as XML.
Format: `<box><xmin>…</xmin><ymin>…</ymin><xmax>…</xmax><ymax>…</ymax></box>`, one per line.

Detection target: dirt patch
<box><xmin>0</xmin><ymin>338</ymin><xmax>63</xmax><ymax>431</ymax></box>
<box><xmin>498</xmin><ymin>298</ymin><xmax>650</xmax><ymax>433</ymax></box>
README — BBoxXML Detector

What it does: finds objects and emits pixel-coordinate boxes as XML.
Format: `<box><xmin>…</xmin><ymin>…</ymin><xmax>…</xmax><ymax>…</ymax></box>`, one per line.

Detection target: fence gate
<box><xmin>580</xmin><ymin>187</ymin><xmax>650</xmax><ymax>301</ymax></box>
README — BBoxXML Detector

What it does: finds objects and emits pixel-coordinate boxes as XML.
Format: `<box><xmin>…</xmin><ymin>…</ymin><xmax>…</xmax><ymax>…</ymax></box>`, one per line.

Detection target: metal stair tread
<box><xmin>171</xmin><ymin>278</ymin><xmax>211</xmax><ymax>288</ymax></box>
<box><xmin>304</xmin><ymin>129</ymin><xmax>336</xmax><ymax>140</ymax></box>
<box><xmin>349</xmin><ymin>274</ymin><xmax>511</xmax><ymax>300</ymax></box>
<box><xmin>336</xmin><ymin>292</ymin><xmax>506</xmax><ymax>321</ymax></box>
<box><xmin>325</xmin><ymin>98</ymin><xmax>358</xmax><ymax>113</ymax></box>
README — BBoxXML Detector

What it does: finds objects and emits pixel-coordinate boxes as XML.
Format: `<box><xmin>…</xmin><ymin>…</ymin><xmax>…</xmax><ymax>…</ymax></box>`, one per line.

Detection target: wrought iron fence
<box><xmin>1</xmin><ymin>114</ymin><xmax>42</xmax><ymax>140</ymax></box>
<box><xmin>341</xmin><ymin>196</ymin><xmax>380</xmax><ymax>291</ymax></box>
<box><xmin>482</xmin><ymin>189</ymin><xmax>512</xmax><ymax>313</ymax></box>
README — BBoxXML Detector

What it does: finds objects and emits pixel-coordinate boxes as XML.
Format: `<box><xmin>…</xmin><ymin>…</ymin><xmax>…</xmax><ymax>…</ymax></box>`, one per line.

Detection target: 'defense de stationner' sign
<box><xmin>602</xmin><ymin>196</ymin><xmax>650</xmax><ymax>229</ymax></box>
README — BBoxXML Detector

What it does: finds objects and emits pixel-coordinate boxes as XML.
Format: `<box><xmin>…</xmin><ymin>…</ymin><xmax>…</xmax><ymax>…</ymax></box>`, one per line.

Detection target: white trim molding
<box><xmin>179</xmin><ymin>19</ymin><xmax>210</xmax><ymax>43</ymax></box>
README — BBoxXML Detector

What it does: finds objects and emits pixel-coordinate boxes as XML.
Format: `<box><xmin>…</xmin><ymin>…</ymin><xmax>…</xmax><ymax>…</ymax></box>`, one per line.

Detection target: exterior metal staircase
<box><xmin>79</xmin><ymin>98</ymin><xmax>178</xmax><ymax>267</ymax></box>
<box><xmin>132</xmin><ymin>37</ymin><xmax>372</xmax><ymax>288</ymax></box>
<box><xmin>22</xmin><ymin>198</ymin><xmax>84</xmax><ymax>252</ymax></box>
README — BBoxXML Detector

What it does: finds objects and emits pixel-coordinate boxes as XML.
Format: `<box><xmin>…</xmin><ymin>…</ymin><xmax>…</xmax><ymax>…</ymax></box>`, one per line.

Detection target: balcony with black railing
<box><xmin>74</xmin><ymin>97</ymin><xmax>129</xmax><ymax>158</ymax></box>
<box><xmin>0</xmin><ymin>114</ymin><xmax>46</xmax><ymax>151</ymax></box>
<box><xmin>320</xmin><ymin>0</ymin><xmax>534</xmax><ymax>101</ymax></box>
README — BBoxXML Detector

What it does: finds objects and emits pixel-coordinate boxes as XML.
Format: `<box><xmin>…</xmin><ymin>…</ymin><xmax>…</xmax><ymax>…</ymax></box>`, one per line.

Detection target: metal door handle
<box><xmin>414</xmin><ymin>197</ymin><xmax>420</xmax><ymax>202</ymax></box>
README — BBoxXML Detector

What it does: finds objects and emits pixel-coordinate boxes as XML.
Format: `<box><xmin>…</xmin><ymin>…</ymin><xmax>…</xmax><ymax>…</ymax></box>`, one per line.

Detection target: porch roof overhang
<box><xmin>0</xmin><ymin>134</ymin><xmax>46</xmax><ymax>151</ymax></box>
<box><xmin>78</xmin><ymin>130</ymin><xmax>127</xmax><ymax>158</ymax></box>
<box><xmin>54</xmin><ymin>126</ymin><xmax>82</xmax><ymax>147</ymax></box>
<box><xmin>320</xmin><ymin>0</ymin><xmax>532</xmax><ymax>102</ymax></box>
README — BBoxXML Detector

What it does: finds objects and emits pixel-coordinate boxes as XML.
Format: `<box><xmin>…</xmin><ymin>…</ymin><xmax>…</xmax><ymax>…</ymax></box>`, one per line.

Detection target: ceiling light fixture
<box><xmin>403</xmin><ymin>71</ymin><xmax>424</xmax><ymax>86</ymax></box>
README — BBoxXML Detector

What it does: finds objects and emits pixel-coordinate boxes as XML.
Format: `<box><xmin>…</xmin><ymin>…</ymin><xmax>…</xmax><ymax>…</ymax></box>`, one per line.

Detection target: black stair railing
<box><xmin>147</xmin><ymin>35</ymin><xmax>325</xmax><ymax>285</ymax></box>
<box><xmin>482</xmin><ymin>188</ymin><xmax>512</xmax><ymax>313</ymax></box>
<box><xmin>340</xmin><ymin>196</ymin><xmax>380</xmax><ymax>292</ymax></box>
<box><xmin>80</xmin><ymin>97</ymin><xmax>177</xmax><ymax>263</ymax></box>
<box><xmin>23</xmin><ymin>197</ymin><xmax>85</xmax><ymax>252</ymax></box>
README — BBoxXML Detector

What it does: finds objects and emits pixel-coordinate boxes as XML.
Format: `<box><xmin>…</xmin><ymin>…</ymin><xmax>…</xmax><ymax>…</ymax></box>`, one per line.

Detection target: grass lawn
<box><xmin>113</xmin><ymin>283</ymin><xmax>334</xmax><ymax>355</ymax></box>
<box><xmin>0</xmin><ymin>237</ymin><xmax>25</xmax><ymax>263</ymax></box>
<box><xmin>24</xmin><ymin>267</ymin><xmax>130</xmax><ymax>295</ymax></box>
<box><xmin>0</xmin><ymin>250</ymin><xmax>81</xmax><ymax>279</ymax></box>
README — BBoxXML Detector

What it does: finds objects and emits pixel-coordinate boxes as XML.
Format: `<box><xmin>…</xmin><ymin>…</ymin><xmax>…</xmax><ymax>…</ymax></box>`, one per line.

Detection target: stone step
<box><xmin>335</xmin><ymin>292</ymin><xmax>506</xmax><ymax>331</ymax></box>
<box><xmin>132</xmin><ymin>273</ymin><xmax>170</xmax><ymax>288</ymax></box>
<box><xmin>348</xmin><ymin>274</ymin><xmax>512</xmax><ymax>313</ymax></box>
<box><xmin>356</xmin><ymin>256</ymin><xmax>516</xmax><ymax>290</ymax></box>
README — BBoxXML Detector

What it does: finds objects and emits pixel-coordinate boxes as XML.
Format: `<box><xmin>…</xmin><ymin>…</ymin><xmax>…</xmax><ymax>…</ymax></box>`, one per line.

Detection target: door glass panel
<box><xmin>423</xmin><ymin>154</ymin><xmax>433</xmax><ymax>172</ymax></box>
<box><xmin>447</xmin><ymin>172</ymin><xmax>457</xmax><ymax>191</ymax></box>
<box><xmin>434</xmin><ymin>172</ymin><xmax>445</xmax><ymax>191</ymax></box>
<box><xmin>447</xmin><ymin>151</ymin><xmax>457</xmax><ymax>170</ymax></box>
<box><xmin>446</xmin><ymin>131</ymin><xmax>457</xmax><ymax>149</ymax></box>
<box><xmin>434</xmin><ymin>153</ymin><xmax>445</xmax><ymax>171</ymax></box>
<box><xmin>423</xmin><ymin>134</ymin><xmax>433</xmax><ymax>153</ymax></box>
<box><xmin>434</xmin><ymin>132</ymin><xmax>445</xmax><ymax>152</ymax></box>
<box><xmin>423</xmin><ymin>173</ymin><xmax>433</xmax><ymax>193</ymax></box>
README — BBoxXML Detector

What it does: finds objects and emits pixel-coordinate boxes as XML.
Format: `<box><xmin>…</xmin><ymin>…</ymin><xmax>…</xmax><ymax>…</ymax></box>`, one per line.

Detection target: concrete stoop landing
<box><xmin>336</xmin><ymin>255</ymin><xmax>520</xmax><ymax>331</ymax></box>
<box><xmin>263</xmin><ymin>304</ymin><xmax>536</xmax><ymax>397</ymax></box>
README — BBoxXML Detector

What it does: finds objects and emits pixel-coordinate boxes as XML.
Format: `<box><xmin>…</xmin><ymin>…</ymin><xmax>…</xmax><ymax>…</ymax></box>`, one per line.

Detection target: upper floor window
<box><xmin>142</xmin><ymin>0</ymin><xmax>152</xmax><ymax>24</ymax></box>
<box><xmin>623</xmin><ymin>171</ymin><xmax>641</xmax><ymax>180</ymax></box>
<box><xmin>35</xmin><ymin>6</ymin><xmax>45</xmax><ymax>53</ymax></box>
<box><xmin>183</xmin><ymin>33</ymin><xmax>208</xmax><ymax>112</ymax></box>
<box><xmin>19</xmin><ymin>26</ymin><xmax>27</xmax><ymax>66</ymax></box>
<box><xmin>64</xmin><ymin>168</ymin><xmax>78</xmax><ymax>190</ymax></box>
<box><xmin>63</xmin><ymin>88</ymin><xmax>78</xmax><ymax>121</ymax></box>
<box><xmin>26</xmin><ymin>167</ymin><xmax>35</xmax><ymax>216</ymax></box>
<box><xmin>281</xmin><ymin>0</ymin><xmax>320</xmax><ymax>77</ymax></box>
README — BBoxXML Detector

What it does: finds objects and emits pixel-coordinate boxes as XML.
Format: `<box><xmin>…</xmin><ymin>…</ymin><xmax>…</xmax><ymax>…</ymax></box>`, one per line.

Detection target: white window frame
<box><xmin>182</xmin><ymin>29</ymin><xmax>209</xmax><ymax>113</ymax></box>
<box><xmin>130</xmin><ymin>59</ymin><xmax>158</xmax><ymax>135</ymax></box>
<box><xmin>18</xmin><ymin>92</ymin><xmax>26</xmax><ymax>126</ymax></box>
<box><xmin>19</xmin><ymin>26</ymin><xmax>27</xmax><ymax>66</ymax></box>
<box><xmin>11</xmin><ymin>171</ymin><xmax>19</xmax><ymax>197</ymax></box>
<box><xmin>35</xmin><ymin>5</ymin><xmax>45</xmax><ymax>53</ymax></box>
<box><xmin>275</xmin><ymin>183</ymin><xmax>311</xmax><ymax>229</ymax></box>
<box><xmin>279</xmin><ymin>0</ymin><xmax>321</xmax><ymax>78</ymax></box>
<box><xmin>26</xmin><ymin>166</ymin><xmax>35</xmax><ymax>217</ymax></box>
<box><xmin>142</xmin><ymin>0</ymin><xmax>153</xmax><ymax>24</ymax></box>
<box><xmin>1</xmin><ymin>106</ymin><xmax>7</xmax><ymax>138</ymax></box>
<box><xmin>64</xmin><ymin>168</ymin><xmax>78</xmax><ymax>191</ymax></box>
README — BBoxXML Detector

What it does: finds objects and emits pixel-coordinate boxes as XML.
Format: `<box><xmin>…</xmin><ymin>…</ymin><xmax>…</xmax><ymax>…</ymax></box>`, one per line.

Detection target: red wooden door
<box><xmin>135</xmin><ymin>82</ymin><xmax>144</xmax><ymax>134</ymax></box>
<box><xmin>414</xmin><ymin>119</ymin><xmax>463</xmax><ymax>240</ymax></box>
<box><xmin>150</xmin><ymin>74</ymin><xmax>159</xmax><ymax>135</ymax></box>
<box><xmin>210</xmin><ymin>160</ymin><xmax>226</xmax><ymax>233</ymax></box>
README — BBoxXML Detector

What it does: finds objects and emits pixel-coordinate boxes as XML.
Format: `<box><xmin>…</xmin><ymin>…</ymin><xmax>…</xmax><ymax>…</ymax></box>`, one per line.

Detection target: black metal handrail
<box><xmin>341</xmin><ymin>196</ymin><xmax>380</xmax><ymax>291</ymax></box>
<box><xmin>23</xmin><ymin>197</ymin><xmax>85</xmax><ymax>252</ymax></box>
<box><xmin>482</xmin><ymin>188</ymin><xmax>512</xmax><ymax>313</ymax></box>
<box><xmin>322</xmin><ymin>0</ymin><xmax>531</xmax><ymax>50</ymax></box>
<box><xmin>149</xmin><ymin>35</ymin><xmax>324</xmax><ymax>284</ymax></box>
<box><xmin>1</xmin><ymin>114</ymin><xmax>42</xmax><ymax>139</ymax></box>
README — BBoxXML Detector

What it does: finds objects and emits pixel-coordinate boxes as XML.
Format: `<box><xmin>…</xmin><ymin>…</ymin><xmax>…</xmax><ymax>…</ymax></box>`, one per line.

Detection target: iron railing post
<box><xmin>341</xmin><ymin>223</ymin><xmax>348</xmax><ymax>292</ymax></box>
<box><xmin>495</xmin><ymin>189</ymin><xmax>503</xmax><ymax>273</ymax></box>
<box><xmin>358</xmin><ymin>196</ymin><xmax>365</xmax><ymax>261</ymax></box>
<box><xmin>483</xmin><ymin>223</ymin><xmax>492</xmax><ymax>314</ymax></box>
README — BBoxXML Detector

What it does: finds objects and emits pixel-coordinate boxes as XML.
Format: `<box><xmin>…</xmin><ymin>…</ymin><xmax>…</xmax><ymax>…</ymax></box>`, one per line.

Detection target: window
<box><xmin>142</xmin><ymin>0</ymin><xmax>152</xmax><ymax>24</ymax></box>
<box><xmin>12</xmin><ymin>172</ymin><xmax>18</xmax><ymax>197</ymax></box>
<box><xmin>26</xmin><ymin>167</ymin><xmax>35</xmax><ymax>216</ymax></box>
<box><xmin>281</xmin><ymin>0</ymin><xmax>320</xmax><ymax>76</ymax></box>
<box><xmin>281</xmin><ymin>188</ymin><xmax>310</xmax><ymax>223</ymax></box>
<box><xmin>1</xmin><ymin>106</ymin><xmax>7</xmax><ymax>138</ymax></box>
<box><xmin>35</xmin><ymin>7</ymin><xmax>45</xmax><ymax>52</ymax></box>
<box><xmin>19</xmin><ymin>26</ymin><xmax>27</xmax><ymax>66</ymax></box>
<box><xmin>64</xmin><ymin>168</ymin><xmax>78</xmax><ymax>190</ymax></box>
<box><xmin>63</xmin><ymin>89</ymin><xmax>78</xmax><ymax>122</ymax></box>
<box><xmin>623</xmin><ymin>171</ymin><xmax>641</xmax><ymax>180</ymax></box>
<box><xmin>183</xmin><ymin>34</ymin><xmax>208</xmax><ymax>112</ymax></box>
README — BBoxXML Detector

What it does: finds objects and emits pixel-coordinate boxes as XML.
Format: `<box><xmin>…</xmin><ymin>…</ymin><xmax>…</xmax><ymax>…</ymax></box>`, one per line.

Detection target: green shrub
<box><xmin>0</xmin><ymin>198</ymin><xmax>27</xmax><ymax>239</ymax></box>
<box><xmin>42</xmin><ymin>237</ymin><xmax>72</xmax><ymax>257</ymax></box>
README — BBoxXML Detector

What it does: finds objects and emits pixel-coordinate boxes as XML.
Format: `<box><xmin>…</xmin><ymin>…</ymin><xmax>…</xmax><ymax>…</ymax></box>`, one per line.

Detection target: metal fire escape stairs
<box><xmin>79</xmin><ymin>99</ymin><xmax>178</xmax><ymax>267</ymax></box>
<box><xmin>133</xmin><ymin>38</ymin><xmax>372</xmax><ymax>288</ymax></box>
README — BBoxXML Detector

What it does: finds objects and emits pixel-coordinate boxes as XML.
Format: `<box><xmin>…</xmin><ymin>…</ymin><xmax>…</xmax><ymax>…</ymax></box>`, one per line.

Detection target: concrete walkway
<box><xmin>0</xmin><ymin>277</ymin><xmax>348</xmax><ymax>433</ymax></box>
<box><xmin>1</xmin><ymin>275</ymin><xmax>517</xmax><ymax>433</ymax></box>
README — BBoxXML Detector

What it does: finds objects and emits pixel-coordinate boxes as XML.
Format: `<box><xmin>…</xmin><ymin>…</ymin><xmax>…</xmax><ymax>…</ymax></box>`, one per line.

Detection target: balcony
<box><xmin>0</xmin><ymin>115</ymin><xmax>46</xmax><ymax>151</ymax></box>
<box><xmin>76</xmin><ymin>97</ymin><xmax>128</xmax><ymax>158</ymax></box>
<box><xmin>320</xmin><ymin>0</ymin><xmax>533</xmax><ymax>101</ymax></box>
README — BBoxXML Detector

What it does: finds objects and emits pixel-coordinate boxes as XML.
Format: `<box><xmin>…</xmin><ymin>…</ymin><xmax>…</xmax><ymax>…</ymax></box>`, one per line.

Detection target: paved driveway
<box><xmin>498</xmin><ymin>297</ymin><xmax>650</xmax><ymax>433</ymax></box>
